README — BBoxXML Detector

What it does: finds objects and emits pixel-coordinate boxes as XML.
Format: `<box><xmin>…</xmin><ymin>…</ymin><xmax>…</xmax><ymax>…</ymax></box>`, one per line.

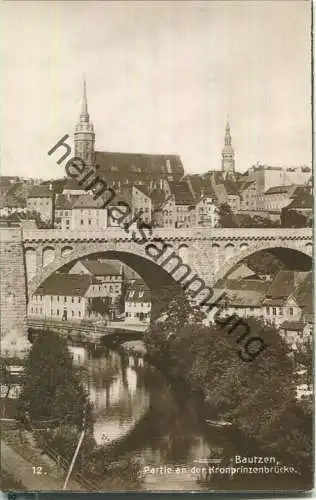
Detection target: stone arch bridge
<box><xmin>0</xmin><ymin>226</ymin><xmax>312</xmax><ymax>343</ymax></box>
<box><xmin>23</xmin><ymin>227</ymin><xmax>313</xmax><ymax>298</ymax></box>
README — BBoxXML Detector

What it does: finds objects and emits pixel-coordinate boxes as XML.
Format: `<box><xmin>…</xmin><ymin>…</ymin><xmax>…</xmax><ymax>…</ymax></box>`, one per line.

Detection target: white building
<box><xmin>28</xmin><ymin>273</ymin><xmax>114</xmax><ymax>321</ymax></box>
<box><xmin>195</xmin><ymin>195</ymin><xmax>218</xmax><ymax>227</ymax></box>
<box><xmin>124</xmin><ymin>280</ymin><xmax>151</xmax><ymax>323</ymax></box>
<box><xmin>71</xmin><ymin>193</ymin><xmax>108</xmax><ymax>230</ymax></box>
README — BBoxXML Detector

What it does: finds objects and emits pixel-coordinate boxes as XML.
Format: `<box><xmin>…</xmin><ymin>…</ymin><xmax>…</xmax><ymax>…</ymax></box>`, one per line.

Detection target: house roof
<box><xmin>28</xmin><ymin>185</ymin><xmax>54</xmax><ymax>198</ymax></box>
<box><xmin>78</xmin><ymin>260</ymin><xmax>122</xmax><ymax>276</ymax></box>
<box><xmin>222</xmin><ymin>180</ymin><xmax>241</xmax><ymax>197</ymax></box>
<box><xmin>221</xmin><ymin>289</ymin><xmax>265</xmax><ymax>307</ymax></box>
<box><xmin>72</xmin><ymin>193</ymin><xmax>107</xmax><ymax>209</ymax></box>
<box><xmin>150</xmin><ymin>188</ymin><xmax>167</xmax><ymax>209</ymax></box>
<box><xmin>63</xmin><ymin>179</ymin><xmax>87</xmax><ymax>191</ymax></box>
<box><xmin>133</xmin><ymin>184</ymin><xmax>151</xmax><ymax>197</ymax></box>
<box><xmin>184</xmin><ymin>175</ymin><xmax>217</xmax><ymax>199</ymax></box>
<box><xmin>35</xmin><ymin>273</ymin><xmax>92</xmax><ymax>296</ymax></box>
<box><xmin>1</xmin><ymin>195</ymin><xmax>26</xmax><ymax>208</ymax></box>
<box><xmin>55</xmin><ymin>194</ymin><xmax>73</xmax><ymax>210</ymax></box>
<box><xmin>95</xmin><ymin>151</ymin><xmax>184</xmax><ymax>180</ymax></box>
<box><xmin>294</xmin><ymin>272</ymin><xmax>313</xmax><ymax>313</ymax></box>
<box><xmin>219</xmin><ymin>279</ymin><xmax>270</xmax><ymax>294</ymax></box>
<box><xmin>264</xmin><ymin>185</ymin><xmax>298</xmax><ymax>196</ymax></box>
<box><xmin>228</xmin><ymin>264</ymin><xmax>260</xmax><ymax>280</ymax></box>
<box><xmin>125</xmin><ymin>279</ymin><xmax>151</xmax><ymax>302</ymax></box>
<box><xmin>107</xmin><ymin>188</ymin><xmax>133</xmax><ymax>207</ymax></box>
<box><xmin>286</xmin><ymin>192</ymin><xmax>313</xmax><ymax>211</ymax></box>
<box><xmin>237</xmin><ymin>180</ymin><xmax>255</xmax><ymax>192</ymax></box>
<box><xmin>169</xmin><ymin>181</ymin><xmax>195</xmax><ymax>205</ymax></box>
<box><xmin>264</xmin><ymin>271</ymin><xmax>311</xmax><ymax>308</ymax></box>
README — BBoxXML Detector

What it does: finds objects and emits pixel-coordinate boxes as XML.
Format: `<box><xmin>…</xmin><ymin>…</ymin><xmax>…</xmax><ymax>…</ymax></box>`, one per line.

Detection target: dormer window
<box><xmin>129</xmin><ymin>291</ymin><xmax>135</xmax><ymax>298</ymax></box>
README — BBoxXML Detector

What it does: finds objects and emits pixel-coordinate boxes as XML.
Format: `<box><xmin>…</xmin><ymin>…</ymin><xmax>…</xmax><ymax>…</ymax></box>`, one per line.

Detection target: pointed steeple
<box><xmin>80</xmin><ymin>78</ymin><xmax>89</xmax><ymax>122</ymax></box>
<box><xmin>221</xmin><ymin>120</ymin><xmax>235</xmax><ymax>174</ymax></box>
<box><xmin>225</xmin><ymin>121</ymin><xmax>232</xmax><ymax>146</ymax></box>
<box><xmin>74</xmin><ymin>78</ymin><xmax>95</xmax><ymax>166</ymax></box>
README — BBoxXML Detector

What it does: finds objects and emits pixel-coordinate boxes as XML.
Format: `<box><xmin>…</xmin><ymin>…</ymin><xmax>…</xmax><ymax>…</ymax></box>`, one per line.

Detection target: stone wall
<box><xmin>0</xmin><ymin>226</ymin><xmax>30</xmax><ymax>356</ymax></box>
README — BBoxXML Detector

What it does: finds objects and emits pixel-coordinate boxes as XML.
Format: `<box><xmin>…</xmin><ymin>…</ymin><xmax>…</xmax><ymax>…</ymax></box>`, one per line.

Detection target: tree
<box><xmin>144</xmin><ymin>293</ymin><xmax>313</xmax><ymax>475</ymax></box>
<box><xmin>281</xmin><ymin>208</ymin><xmax>308</xmax><ymax>228</ymax></box>
<box><xmin>246</xmin><ymin>250</ymin><xmax>287</xmax><ymax>276</ymax></box>
<box><xmin>2</xmin><ymin>210</ymin><xmax>52</xmax><ymax>229</ymax></box>
<box><xmin>217</xmin><ymin>203</ymin><xmax>237</xmax><ymax>228</ymax></box>
<box><xmin>18</xmin><ymin>330</ymin><xmax>90</xmax><ymax>429</ymax></box>
<box><xmin>88</xmin><ymin>296</ymin><xmax>112</xmax><ymax>317</ymax></box>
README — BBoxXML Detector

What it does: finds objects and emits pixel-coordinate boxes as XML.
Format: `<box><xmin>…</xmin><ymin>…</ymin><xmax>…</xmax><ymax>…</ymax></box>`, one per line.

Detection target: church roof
<box><xmin>95</xmin><ymin>151</ymin><xmax>184</xmax><ymax>180</ymax></box>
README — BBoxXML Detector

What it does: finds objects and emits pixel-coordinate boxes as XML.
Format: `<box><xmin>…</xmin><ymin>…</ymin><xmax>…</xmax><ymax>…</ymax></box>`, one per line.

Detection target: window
<box><xmin>78</xmin><ymin>298</ymin><xmax>81</xmax><ymax>303</ymax></box>
<box><xmin>71</xmin><ymin>297</ymin><xmax>74</xmax><ymax>303</ymax></box>
<box><xmin>272</xmin><ymin>307</ymin><xmax>276</xmax><ymax>315</ymax></box>
<box><xmin>57</xmin><ymin>309</ymin><xmax>60</xmax><ymax>316</ymax></box>
<box><xmin>289</xmin><ymin>307</ymin><xmax>294</xmax><ymax>316</ymax></box>
<box><xmin>64</xmin><ymin>296</ymin><xmax>67</xmax><ymax>303</ymax></box>
<box><xmin>50</xmin><ymin>296</ymin><xmax>53</xmax><ymax>301</ymax></box>
<box><xmin>266</xmin><ymin>307</ymin><xmax>270</xmax><ymax>314</ymax></box>
<box><xmin>78</xmin><ymin>311</ymin><xmax>81</xmax><ymax>317</ymax></box>
<box><xmin>72</xmin><ymin>311</ymin><xmax>74</xmax><ymax>317</ymax></box>
<box><xmin>57</xmin><ymin>296</ymin><xmax>60</xmax><ymax>302</ymax></box>
<box><xmin>88</xmin><ymin>219</ymin><xmax>91</xmax><ymax>225</ymax></box>
<box><xmin>80</xmin><ymin>220</ymin><xmax>84</xmax><ymax>225</ymax></box>
<box><xmin>279</xmin><ymin>308</ymin><xmax>283</xmax><ymax>315</ymax></box>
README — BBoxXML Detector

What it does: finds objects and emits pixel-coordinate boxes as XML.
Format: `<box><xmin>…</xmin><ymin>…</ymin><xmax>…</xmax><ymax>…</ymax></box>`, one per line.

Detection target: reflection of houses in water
<box><xmin>0</xmin><ymin>384</ymin><xmax>22</xmax><ymax>399</ymax></box>
<box><xmin>128</xmin><ymin>355</ymin><xmax>144</xmax><ymax>368</ymax></box>
<box><xmin>68</xmin><ymin>345</ymin><xmax>89</xmax><ymax>363</ymax></box>
<box><xmin>88</xmin><ymin>352</ymin><xmax>150</xmax><ymax>446</ymax></box>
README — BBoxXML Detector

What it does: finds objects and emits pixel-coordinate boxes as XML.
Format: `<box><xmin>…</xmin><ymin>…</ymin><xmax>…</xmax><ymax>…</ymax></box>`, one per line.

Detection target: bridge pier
<box><xmin>0</xmin><ymin>226</ymin><xmax>30</xmax><ymax>356</ymax></box>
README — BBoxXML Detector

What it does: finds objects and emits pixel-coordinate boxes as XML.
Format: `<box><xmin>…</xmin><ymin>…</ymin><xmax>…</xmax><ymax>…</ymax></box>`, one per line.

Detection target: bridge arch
<box><xmin>42</xmin><ymin>246</ymin><xmax>56</xmax><ymax>267</ymax></box>
<box><xmin>27</xmin><ymin>244</ymin><xmax>185</xmax><ymax>303</ymax></box>
<box><xmin>214</xmin><ymin>241</ymin><xmax>312</xmax><ymax>285</ymax></box>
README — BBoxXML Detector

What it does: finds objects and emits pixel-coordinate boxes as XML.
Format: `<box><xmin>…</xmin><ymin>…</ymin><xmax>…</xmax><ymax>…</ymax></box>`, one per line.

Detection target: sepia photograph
<box><xmin>0</xmin><ymin>0</ymin><xmax>313</xmax><ymax>494</ymax></box>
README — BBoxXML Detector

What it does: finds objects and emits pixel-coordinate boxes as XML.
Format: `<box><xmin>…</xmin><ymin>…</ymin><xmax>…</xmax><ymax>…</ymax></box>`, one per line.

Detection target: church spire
<box><xmin>225</xmin><ymin>121</ymin><xmax>232</xmax><ymax>146</ymax></box>
<box><xmin>74</xmin><ymin>78</ymin><xmax>95</xmax><ymax>166</ymax></box>
<box><xmin>221</xmin><ymin>120</ymin><xmax>235</xmax><ymax>174</ymax></box>
<box><xmin>80</xmin><ymin>78</ymin><xmax>89</xmax><ymax>122</ymax></box>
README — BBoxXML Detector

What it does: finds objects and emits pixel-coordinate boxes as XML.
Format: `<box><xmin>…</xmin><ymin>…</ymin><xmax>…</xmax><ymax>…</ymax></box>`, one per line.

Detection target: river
<box><xmin>67</xmin><ymin>346</ymin><xmax>304</xmax><ymax>491</ymax></box>
<box><xmin>1</xmin><ymin>345</ymin><xmax>307</xmax><ymax>492</ymax></box>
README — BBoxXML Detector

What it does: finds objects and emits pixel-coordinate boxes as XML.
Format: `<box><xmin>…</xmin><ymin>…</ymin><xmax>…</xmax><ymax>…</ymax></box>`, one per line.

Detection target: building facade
<box><xmin>124</xmin><ymin>280</ymin><xmax>151</xmax><ymax>323</ymax></box>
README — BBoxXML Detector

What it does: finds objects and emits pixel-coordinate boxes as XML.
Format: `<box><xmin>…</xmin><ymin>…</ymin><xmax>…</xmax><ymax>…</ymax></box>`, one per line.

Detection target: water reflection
<box><xmin>69</xmin><ymin>346</ymin><xmax>150</xmax><ymax>446</ymax></box>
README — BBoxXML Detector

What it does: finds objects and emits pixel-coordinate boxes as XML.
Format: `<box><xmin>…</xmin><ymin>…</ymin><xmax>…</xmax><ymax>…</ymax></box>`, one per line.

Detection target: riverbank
<box><xmin>143</xmin><ymin>304</ymin><xmax>313</xmax><ymax>486</ymax></box>
<box><xmin>1</xmin><ymin>421</ymin><xmax>85</xmax><ymax>491</ymax></box>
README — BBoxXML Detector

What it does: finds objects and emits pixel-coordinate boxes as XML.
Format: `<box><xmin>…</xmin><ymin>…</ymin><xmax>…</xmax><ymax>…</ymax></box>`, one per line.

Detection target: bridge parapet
<box><xmin>22</xmin><ymin>227</ymin><xmax>313</xmax><ymax>243</ymax></box>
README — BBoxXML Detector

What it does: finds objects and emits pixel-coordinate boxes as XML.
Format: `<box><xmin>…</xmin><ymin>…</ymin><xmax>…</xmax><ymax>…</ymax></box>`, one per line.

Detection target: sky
<box><xmin>0</xmin><ymin>0</ymin><xmax>312</xmax><ymax>179</ymax></box>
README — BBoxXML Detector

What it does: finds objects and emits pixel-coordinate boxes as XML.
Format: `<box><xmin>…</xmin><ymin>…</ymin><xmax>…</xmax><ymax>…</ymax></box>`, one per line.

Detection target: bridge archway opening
<box><xmin>216</xmin><ymin>246</ymin><xmax>312</xmax><ymax>286</ymax></box>
<box><xmin>32</xmin><ymin>249</ymin><xmax>186</xmax><ymax>316</ymax></box>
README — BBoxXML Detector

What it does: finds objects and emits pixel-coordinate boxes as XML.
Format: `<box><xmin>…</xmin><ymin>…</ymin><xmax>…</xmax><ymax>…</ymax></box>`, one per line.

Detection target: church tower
<box><xmin>221</xmin><ymin>121</ymin><xmax>235</xmax><ymax>174</ymax></box>
<box><xmin>74</xmin><ymin>80</ymin><xmax>95</xmax><ymax>167</ymax></box>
